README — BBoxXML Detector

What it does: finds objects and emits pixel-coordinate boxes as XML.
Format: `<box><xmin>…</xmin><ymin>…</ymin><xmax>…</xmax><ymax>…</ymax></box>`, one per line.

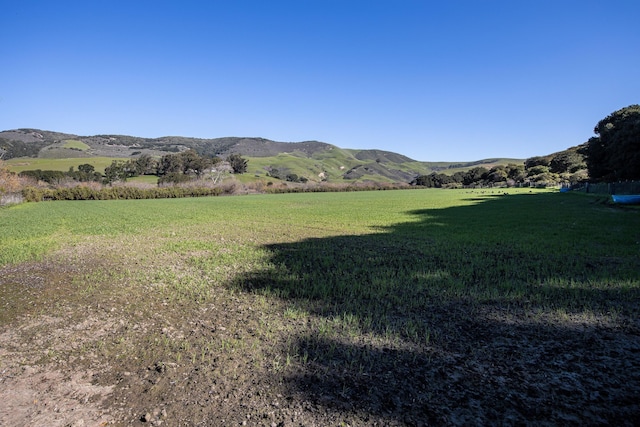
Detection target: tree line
<box><xmin>11</xmin><ymin>104</ymin><xmax>640</xmax><ymax>192</ymax></box>
<box><xmin>414</xmin><ymin>104</ymin><xmax>640</xmax><ymax>188</ymax></box>
<box><xmin>18</xmin><ymin>151</ymin><xmax>249</xmax><ymax>185</ymax></box>
<box><xmin>411</xmin><ymin>149</ymin><xmax>587</xmax><ymax>188</ymax></box>
<box><xmin>579</xmin><ymin>104</ymin><xmax>639</xmax><ymax>182</ymax></box>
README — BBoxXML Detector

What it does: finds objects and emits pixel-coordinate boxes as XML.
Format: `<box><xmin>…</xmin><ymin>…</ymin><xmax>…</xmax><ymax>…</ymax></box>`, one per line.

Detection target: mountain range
<box><xmin>1</xmin><ymin>128</ymin><xmax>524</xmax><ymax>183</ymax></box>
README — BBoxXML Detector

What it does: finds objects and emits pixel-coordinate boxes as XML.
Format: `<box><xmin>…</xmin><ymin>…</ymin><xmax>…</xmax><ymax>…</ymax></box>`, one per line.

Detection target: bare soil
<box><xmin>1</xmin><ymin>249</ymin><xmax>640</xmax><ymax>426</ymax></box>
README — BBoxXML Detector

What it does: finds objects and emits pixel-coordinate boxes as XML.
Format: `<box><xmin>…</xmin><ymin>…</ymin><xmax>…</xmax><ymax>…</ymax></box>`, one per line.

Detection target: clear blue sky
<box><xmin>1</xmin><ymin>1</ymin><xmax>638</xmax><ymax>161</ymax></box>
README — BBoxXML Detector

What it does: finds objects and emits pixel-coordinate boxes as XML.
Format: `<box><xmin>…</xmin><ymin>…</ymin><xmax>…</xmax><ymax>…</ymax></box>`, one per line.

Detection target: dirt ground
<box><xmin>2</xmin><ymin>255</ymin><xmax>640</xmax><ymax>426</ymax></box>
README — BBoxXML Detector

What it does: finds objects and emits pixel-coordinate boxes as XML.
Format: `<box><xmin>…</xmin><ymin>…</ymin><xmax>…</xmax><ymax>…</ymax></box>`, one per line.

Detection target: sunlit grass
<box><xmin>5</xmin><ymin>156</ymin><xmax>124</xmax><ymax>173</ymax></box>
<box><xmin>2</xmin><ymin>187</ymin><xmax>639</xmax><ymax>427</ymax></box>
<box><xmin>1</xmin><ymin>188</ymin><xmax>638</xmax><ymax>345</ymax></box>
<box><xmin>62</xmin><ymin>139</ymin><xmax>90</xmax><ymax>150</ymax></box>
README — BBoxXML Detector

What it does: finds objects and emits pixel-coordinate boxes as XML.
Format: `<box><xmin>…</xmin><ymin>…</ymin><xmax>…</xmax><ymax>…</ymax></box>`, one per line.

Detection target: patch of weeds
<box><xmin>283</xmin><ymin>305</ymin><xmax>309</xmax><ymax>320</ymax></box>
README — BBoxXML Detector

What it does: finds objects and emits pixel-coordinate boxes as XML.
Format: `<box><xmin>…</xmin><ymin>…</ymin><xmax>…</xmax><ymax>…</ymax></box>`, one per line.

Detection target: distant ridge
<box><xmin>0</xmin><ymin>128</ymin><xmax>525</xmax><ymax>183</ymax></box>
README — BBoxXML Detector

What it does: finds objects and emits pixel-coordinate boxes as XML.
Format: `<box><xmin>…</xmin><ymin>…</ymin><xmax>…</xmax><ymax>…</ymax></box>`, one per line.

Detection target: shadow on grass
<box><xmin>231</xmin><ymin>192</ymin><xmax>640</xmax><ymax>425</ymax></box>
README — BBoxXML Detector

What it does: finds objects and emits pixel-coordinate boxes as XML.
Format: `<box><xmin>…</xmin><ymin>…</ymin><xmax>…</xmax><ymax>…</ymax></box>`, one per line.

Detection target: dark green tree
<box><xmin>462</xmin><ymin>167</ymin><xmax>489</xmax><ymax>186</ymax></box>
<box><xmin>104</xmin><ymin>160</ymin><xmax>134</xmax><ymax>184</ymax></box>
<box><xmin>527</xmin><ymin>165</ymin><xmax>550</xmax><ymax>177</ymax></box>
<box><xmin>180</xmin><ymin>150</ymin><xmax>212</xmax><ymax>177</ymax></box>
<box><xmin>524</xmin><ymin>156</ymin><xmax>550</xmax><ymax>169</ymax></box>
<box><xmin>178</xmin><ymin>150</ymin><xmax>201</xmax><ymax>174</ymax></box>
<box><xmin>133</xmin><ymin>154</ymin><xmax>158</xmax><ymax>175</ymax></box>
<box><xmin>451</xmin><ymin>171</ymin><xmax>466</xmax><ymax>183</ymax></box>
<box><xmin>74</xmin><ymin>163</ymin><xmax>102</xmax><ymax>182</ymax></box>
<box><xmin>506</xmin><ymin>164</ymin><xmax>526</xmax><ymax>182</ymax></box>
<box><xmin>78</xmin><ymin>163</ymin><xmax>95</xmax><ymax>174</ymax></box>
<box><xmin>549</xmin><ymin>150</ymin><xmax>585</xmax><ymax>174</ymax></box>
<box><xmin>156</xmin><ymin>151</ymin><xmax>217</xmax><ymax>182</ymax></box>
<box><xmin>412</xmin><ymin>174</ymin><xmax>436</xmax><ymax>187</ymax></box>
<box><xmin>158</xmin><ymin>153</ymin><xmax>184</xmax><ymax>176</ymax></box>
<box><xmin>486</xmin><ymin>166</ymin><xmax>508</xmax><ymax>183</ymax></box>
<box><xmin>412</xmin><ymin>173</ymin><xmax>456</xmax><ymax>188</ymax></box>
<box><xmin>581</xmin><ymin>104</ymin><xmax>640</xmax><ymax>181</ymax></box>
<box><xmin>227</xmin><ymin>154</ymin><xmax>248</xmax><ymax>174</ymax></box>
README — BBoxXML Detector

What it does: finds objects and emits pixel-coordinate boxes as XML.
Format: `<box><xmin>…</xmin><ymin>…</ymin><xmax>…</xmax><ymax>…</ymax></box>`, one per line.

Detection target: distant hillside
<box><xmin>1</xmin><ymin>128</ymin><xmax>524</xmax><ymax>183</ymax></box>
<box><xmin>0</xmin><ymin>129</ymin><xmax>335</xmax><ymax>160</ymax></box>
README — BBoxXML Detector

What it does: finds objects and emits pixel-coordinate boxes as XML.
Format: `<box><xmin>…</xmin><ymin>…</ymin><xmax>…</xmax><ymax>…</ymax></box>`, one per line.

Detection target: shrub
<box><xmin>21</xmin><ymin>184</ymin><xmax>223</xmax><ymax>202</ymax></box>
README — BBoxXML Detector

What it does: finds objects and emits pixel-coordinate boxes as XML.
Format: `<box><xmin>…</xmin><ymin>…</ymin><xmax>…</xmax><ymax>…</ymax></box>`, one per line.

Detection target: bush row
<box><xmin>19</xmin><ymin>181</ymin><xmax>413</xmax><ymax>203</ymax></box>
<box><xmin>22</xmin><ymin>186</ymin><xmax>223</xmax><ymax>202</ymax></box>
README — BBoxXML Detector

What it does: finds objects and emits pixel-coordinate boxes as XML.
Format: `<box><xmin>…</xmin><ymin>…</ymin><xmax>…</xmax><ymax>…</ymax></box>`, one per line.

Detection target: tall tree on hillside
<box><xmin>462</xmin><ymin>167</ymin><xmax>489</xmax><ymax>186</ymax></box>
<box><xmin>549</xmin><ymin>150</ymin><xmax>585</xmax><ymax>174</ymax></box>
<box><xmin>524</xmin><ymin>156</ymin><xmax>550</xmax><ymax>169</ymax></box>
<box><xmin>581</xmin><ymin>104</ymin><xmax>640</xmax><ymax>181</ymax></box>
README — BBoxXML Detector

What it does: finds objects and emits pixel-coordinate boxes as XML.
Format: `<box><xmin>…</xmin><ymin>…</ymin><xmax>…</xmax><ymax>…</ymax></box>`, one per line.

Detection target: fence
<box><xmin>578</xmin><ymin>180</ymin><xmax>640</xmax><ymax>195</ymax></box>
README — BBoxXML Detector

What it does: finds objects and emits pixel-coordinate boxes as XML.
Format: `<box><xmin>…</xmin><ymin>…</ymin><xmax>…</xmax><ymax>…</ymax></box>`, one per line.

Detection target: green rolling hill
<box><xmin>1</xmin><ymin>128</ymin><xmax>524</xmax><ymax>184</ymax></box>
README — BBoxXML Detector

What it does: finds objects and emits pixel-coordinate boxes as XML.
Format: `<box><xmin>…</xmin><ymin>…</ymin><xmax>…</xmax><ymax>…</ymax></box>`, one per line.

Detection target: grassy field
<box><xmin>1</xmin><ymin>188</ymin><xmax>639</xmax><ymax>425</ymax></box>
<box><xmin>4</xmin><ymin>156</ymin><xmax>124</xmax><ymax>174</ymax></box>
<box><xmin>62</xmin><ymin>139</ymin><xmax>91</xmax><ymax>150</ymax></box>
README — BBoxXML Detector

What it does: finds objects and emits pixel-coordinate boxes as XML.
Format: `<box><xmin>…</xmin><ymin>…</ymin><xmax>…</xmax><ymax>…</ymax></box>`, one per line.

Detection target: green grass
<box><xmin>247</xmin><ymin>152</ymin><xmax>349</xmax><ymax>182</ymax></box>
<box><xmin>5</xmin><ymin>150</ymin><xmax>525</xmax><ymax>186</ymax></box>
<box><xmin>127</xmin><ymin>174</ymin><xmax>158</xmax><ymax>184</ymax></box>
<box><xmin>244</xmin><ymin>147</ymin><xmax>475</xmax><ymax>183</ymax></box>
<box><xmin>2</xmin><ymin>188</ymin><xmax>639</xmax><ymax>424</ymax></box>
<box><xmin>62</xmin><ymin>139</ymin><xmax>90</xmax><ymax>150</ymax></box>
<box><xmin>5</xmin><ymin>156</ymin><xmax>125</xmax><ymax>173</ymax></box>
<box><xmin>2</xmin><ymin>188</ymin><xmax>638</xmax><ymax>314</ymax></box>
<box><xmin>2</xmin><ymin>188</ymin><xmax>639</xmax><ymax>337</ymax></box>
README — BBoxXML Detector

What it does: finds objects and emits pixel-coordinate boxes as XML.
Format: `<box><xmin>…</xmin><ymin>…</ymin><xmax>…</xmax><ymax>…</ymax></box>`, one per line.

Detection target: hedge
<box><xmin>22</xmin><ymin>186</ymin><xmax>223</xmax><ymax>202</ymax></box>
